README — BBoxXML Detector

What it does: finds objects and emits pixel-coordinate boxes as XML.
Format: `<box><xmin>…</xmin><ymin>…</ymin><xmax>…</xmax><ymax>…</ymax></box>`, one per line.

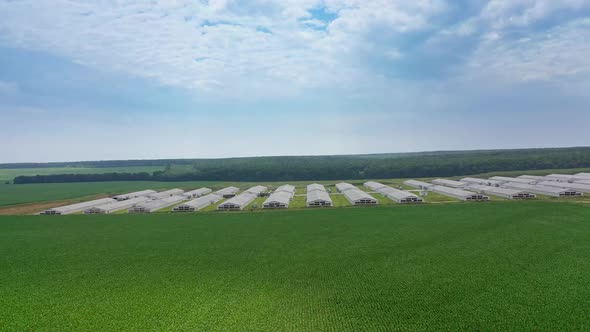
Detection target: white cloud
<box><xmin>0</xmin><ymin>0</ymin><xmax>589</xmax><ymax>99</ymax></box>
<box><xmin>465</xmin><ymin>18</ymin><xmax>590</xmax><ymax>83</ymax></box>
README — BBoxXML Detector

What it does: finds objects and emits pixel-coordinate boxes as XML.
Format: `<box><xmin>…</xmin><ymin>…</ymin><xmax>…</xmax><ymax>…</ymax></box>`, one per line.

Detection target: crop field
<box><xmin>1</xmin><ymin>202</ymin><xmax>590</xmax><ymax>331</ymax></box>
<box><xmin>3</xmin><ymin>166</ymin><xmax>590</xmax><ymax>210</ymax></box>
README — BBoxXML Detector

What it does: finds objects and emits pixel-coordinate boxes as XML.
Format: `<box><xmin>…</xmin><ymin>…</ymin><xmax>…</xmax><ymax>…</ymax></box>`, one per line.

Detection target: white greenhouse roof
<box><xmin>175</xmin><ymin>194</ymin><xmax>223</xmax><ymax>211</ymax></box>
<box><xmin>403</xmin><ymin>180</ymin><xmax>433</xmax><ymax>189</ymax></box>
<box><xmin>113</xmin><ymin>189</ymin><xmax>157</xmax><ymax>200</ymax></box>
<box><xmin>86</xmin><ymin>196</ymin><xmax>150</xmax><ymax>214</ymax></box>
<box><xmin>460</xmin><ymin>178</ymin><xmax>505</xmax><ymax>186</ymax></box>
<box><xmin>182</xmin><ymin>188</ymin><xmax>212</xmax><ymax>198</ymax></box>
<box><xmin>501</xmin><ymin>182</ymin><xmax>576</xmax><ymax>194</ymax></box>
<box><xmin>307</xmin><ymin>183</ymin><xmax>326</xmax><ymax>192</ymax></box>
<box><xmin>263</xmin><ymin>191</ymin><xmax>292</xmax><ymax>206</ymax></box>
<box><xmin>335</xmin><ymin>182</ymin><xmax>357</xmax><ymax>192</ymax></box>
<box><xmin>342</xmin><ymin>188</ymin><xmax>378</xmax><ymax>203</ymax></box>
<box><xmin>275</xmin><ymin>184</ymin><xmax>295</xmax><ymax>194</ymax></box>
<box><xmin>214</xmin><ymin>186</ymin><xmax>240</xmax><ymax>196</ymax></box>
<box><xmin>364</xmin><ymin>181</ymin><xmax>387</xmax><ymax>191</ymax></box>
<box><xmin>307</xmin><ymin>190</ymin><xmax>332</xmax><ymax>203</ymax></box>
<box><xmin>432</xmin><ymin>185</ymin><xmax>479</xmax><ymax>198</ymax></box>
<box><xmin>149</xmin><ymin>189</ymin><xmax>185</xmax><ymax>199</ymax></box>
<box><xmin>489</xmin><ymin>176</ymin><xmax>535</xmax><ymax>184</ymax></box>
<box><xmin>132</xmin><ymin>195</ymin><xmax>186</xmax><ymax>212</ymax></box>
<box><xmin>219</xmin><ymin>192</ymin><xmax>258</xmax><ymax>208</ymax></box>
<box><xmin>41</xmin><ymin>197</ymin><xmax>117</xmax><ymax>215</ymax></box>
<box><xmin>245</xmin><ymin>185</ymin><xmax>268</xmax><ymax>195</ymax></box>
<box><xmin>432</xmin><ymin>179</ymin><xmax>466</xmax><ymax>188</ymax></box>
<box><xmin>537</xmin><ymin>181</ymin><xmax>590</xmax><ymax>192</ymax></box>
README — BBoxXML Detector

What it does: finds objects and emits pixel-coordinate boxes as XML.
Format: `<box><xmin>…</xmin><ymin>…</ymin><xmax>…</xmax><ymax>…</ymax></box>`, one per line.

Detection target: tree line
<box><xmin>12</xmin><ymin>147</ymin><xmax>590</xmax><ymax>184</ymax></box>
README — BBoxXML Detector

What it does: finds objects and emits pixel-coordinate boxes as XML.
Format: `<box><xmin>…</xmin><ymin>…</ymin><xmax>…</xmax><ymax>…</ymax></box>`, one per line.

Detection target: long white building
<box><xmin>274</xmin><ymin>184</ymin><xmax>296</xmax><ymax>197</ymax></box>
<box><xmin>335</xmin><ymin>182</ymin><xmax>357</xmax><ymax>193</ymax></box>
<box><xmin>214</xmin><ymin>186</ymin><xmax>240</xmax><ymax>198</ymax></box>
<box><xmin>501</xmin><ymin>182</ymin><xmax>582</xmax><ymax>197</ymax></box>
<box><xmin>262</xmin><ymin>185</ymin><xmax>296</xmax><ymax>209</ymax></box>
<box><xmin>536</xmin><ymin>181</ymin><xmax>590</xmax><ymax>193</ymax></box>
<box><xmin>306</xmin><ymin>184</ymin><xmax>332</xmax><ymax>207</ymax></box>
<box><xmin>148</xmin><ymin>189</ymin><xmax>185</xmax><ymax>199</ymax></box>
<box><xmin>128</xmin><ymin>195</ymin><xmax>186</xmax><ymax>213</ymax></box>
<box><xmin>431</xmin><ymin>185</ymin><xmax>489</xmax><ymax>201</ymax></box>
<box><xmin>113</xmin><ymin>190</ymin><xmax>157</xmax><ymax>201</ymax></box>
<box><xmin>337</xmin><ymin>182</ymin><xmax>378</xmax><ymax>205</ymax></box>
<box><xmin>460</xmin><ymin>177</ymin><xmax>505</xmax><ymax>187</ymax></box>
<box><xmin>364</xmin><ymin>181</ymin><xmax>423</xmax><ymax>203</ymax></box>
<box><xmin>40</xmin><ymin>197</ymin><xmax>117</xmax><ymax>215</ymax></box>
<box><xmin>574</xmin><ymin>173</ymin><xmax>590</xmax><ymax>181</ymax></box>
<box><xmin>263</xmin><ymin>191</ymin><xmax>292</xmax><ymax>208</ymax></box>
<box><xmin>489</xmin><ymin>176</ymin><xmax>535</xmax><ymax>184</ymax></box>
<box><xmin>173</xmin><ymin>194</ymin><xmax>223</xmax><ymax>212</ymax></box>
<box><xmin>432</xmin><ymin>179</ymin><xmax>467</xmax><ymax>188</ymax></box>
<box><xmin>217</xmin><ymin>186</ymin><xmax>266</xmax><ymax>210</ymax></box>
<box><xmin>403</xmin><ymin>180</ymin><xmax>434</xmax><ymax>189</ymax></box>
<box><xmin>545</xmin><ymin>174</ymin><xmax>577</xmax><ymax>183</ymax></box>
<box><xmin>517</xmin><ymin>175</ymin><xmax>545</xmax><ymax>182</ymax></box>
<box><xmin>181</xmin><ymin>188</ymin><xmax>212</xmax><ymax>199</ymax></box>
<box><xmin>85</xmin><ymin>196</ymin><xmax>151</xmax><ymax>214</ymax></box>
<box><xmin>217</xmin><ymin>192</ymin><xmax>258</xmax><ymax>211</ymax></box>
<box><xmin>245</xmin><ymin>185</ymin><xmax>268</xmax><ymax>196</ymax></box>
<box><xmin>464</xmin><ymin>184</ymin><xmax>536</xmax><ymax>199</ymax></box>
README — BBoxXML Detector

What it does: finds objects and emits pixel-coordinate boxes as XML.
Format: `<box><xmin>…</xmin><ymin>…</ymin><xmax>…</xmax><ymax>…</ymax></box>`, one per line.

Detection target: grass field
<box><xmin>2</xmin><ymin>167</ymin><xmax>590</xmax><ymax>210</ymax></box>
<box><xmin>1</xmin><ymin>202</ymin><xmax>590</xmax><ymax>330</ymax></box>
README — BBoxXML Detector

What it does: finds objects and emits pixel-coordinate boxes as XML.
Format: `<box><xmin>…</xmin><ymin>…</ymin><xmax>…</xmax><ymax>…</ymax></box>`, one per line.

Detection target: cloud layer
<box><xmin>1</xmin><ymin>0</ymin><xmax>588</xmax><ymax>97</ymax></box>
<box><xmin>0</xmin><ymin>1</ymin><xmax>589</xmax><ymax>162</ymax></box>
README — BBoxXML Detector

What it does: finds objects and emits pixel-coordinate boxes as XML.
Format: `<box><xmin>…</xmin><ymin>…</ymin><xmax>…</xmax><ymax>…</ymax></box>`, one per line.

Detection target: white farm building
<box><xmin>489</xmin><ymin>176</ymin><xmax>535</xmax><ymax>184</ymax></box>
<box><xmin>181</xmin><ymin>188</ymin><xmax>212</xmax><ymax>199</ymax></box>
<box><xmin>40</xmin><ymin>197</ymin><xmax>116</xmax><ymax>215</ymax></box>
<box><xmin>403</xmin><ymin>180</ymin><xmax>434</xmax><ymax>189</ymax></box>
<box><xmin>465</xmin><ymin>184</ymin><xmax>536</xmax><ymax>199</ymax></box>
<box><xmin>536</xmin><ymin>181</ymin><xmax>590</xmax><ymax>193</ymax></box>
<box><xmin>148</xmin><ymin>189</ymin><xmax>185</xmax><ymax>199</ymax></box>
<box><xmin>431</xmin><ymin>185</ymin><xmax>489</xmax><ymax>201</ymax></box>
<box><xmin>336</xmin><ymin>182</ymin><xmax>378</xmax><ymax>205</ymax></box>
<box><xmin>501</xmin><ymin>182</ymin><xmax>582</xmax><ymax>197</ymax></box>
<box><xmin>128</xmin><ymin>195</ymin><xmax>186</xmax><ymax>213</ymax></box>
<box><xmin>364</xmin><ymin>181</ymin><xmax>423</xmax><ymax>203</ymax></box>
<box><xmin>432</xmin><ymin>179</ymin><xmax>467</xmax><ymax>188</ymax></box>
<box><xmin>113</xmin><ymin>189</ymin><xmax>157</xmax><ymax>201</ymax></box>
<box><xmin>173</xmin><ymin>194</ymin><xmax>223</xmax><ymax>212</ymax></box>
<box><xmin>214</xmin><ymin>186</ymin><xmax>240</xmax><ymax>198</ymax></box>
<box><xmin>460</xmin><ymin>177</ymin><xmax>505</xmax><ymax>187</ymax></box>
<box><xmin>263</xmin><ymin>185</ymin><xmax>295</xmax><ymax>208</ymax></box>
<box><xmin>85</xmin><ymin>197</ymin><xmax>151</xmax><ymax>214</ymax></box>
<box><xmin>306</xmin><ymin>184</ymin><xmax>332</xmax><ymax>207</ymax></box>
<box><xmin>218</xmin><ymin>186</ymin><xmax>266</xmax><ymax>210</ymax></box>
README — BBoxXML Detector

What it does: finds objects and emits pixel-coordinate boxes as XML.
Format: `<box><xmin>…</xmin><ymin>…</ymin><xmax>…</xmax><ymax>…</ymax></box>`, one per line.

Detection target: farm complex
<box><xmin>37</xmin><ymin>172</ymin><xmax>590</xmax><ymax>215</ymax></box>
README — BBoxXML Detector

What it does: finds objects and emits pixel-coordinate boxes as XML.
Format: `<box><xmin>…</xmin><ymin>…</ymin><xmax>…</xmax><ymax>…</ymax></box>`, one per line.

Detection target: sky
<box><xmin>1</xmin><ymin>0</ymin><xmax>590</xmax><ymax>163</ymax></box>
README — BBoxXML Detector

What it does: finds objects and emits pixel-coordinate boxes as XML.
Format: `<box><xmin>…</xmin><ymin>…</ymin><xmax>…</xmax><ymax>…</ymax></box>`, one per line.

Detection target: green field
<box><xmin>1</xmin><ymin>202</ymin><xmax>590</xmax><ymax>330</ymax></box>
<box><xmin>2</xmin><ymin>167</ymin><xmax>590</xmax><ymax>209</ymax></box>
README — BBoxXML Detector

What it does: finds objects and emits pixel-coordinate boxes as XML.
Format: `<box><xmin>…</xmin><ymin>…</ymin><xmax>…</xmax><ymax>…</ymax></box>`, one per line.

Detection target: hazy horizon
<box><xmin>1</xmin><ymin>1</ymin><xmax>590</xmax><ymax>163</ymax></box>
<box><xmin>1</xmin><ymin>145</ymin><xmax>588</xmax><ymax>165</ymax></box>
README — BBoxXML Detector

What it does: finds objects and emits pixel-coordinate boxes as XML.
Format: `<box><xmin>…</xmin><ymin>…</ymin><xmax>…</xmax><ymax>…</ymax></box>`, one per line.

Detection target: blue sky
<box><xmin>1</xmin><ymin>0</ymin><xmax>590</xmax><ymax>162</ymax></box>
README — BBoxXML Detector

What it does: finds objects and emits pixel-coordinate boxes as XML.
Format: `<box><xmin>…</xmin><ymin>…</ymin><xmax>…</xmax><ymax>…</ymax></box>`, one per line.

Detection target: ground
<box><xmin>1</xmin><ymin>202</ymin><xmax>590</xmax><ymax>331</ymax></box>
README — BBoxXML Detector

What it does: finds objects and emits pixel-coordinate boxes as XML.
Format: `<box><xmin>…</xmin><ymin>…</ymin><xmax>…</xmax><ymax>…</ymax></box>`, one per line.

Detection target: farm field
<box><xmin>2</xmin><ymin>166</ymin><xmax>590</xmax><ymax>208</ymax></box>
<box><xmin>1</xmin><ymin>202</ymin><xmax>590</xmax><ymax>331</ymax></box>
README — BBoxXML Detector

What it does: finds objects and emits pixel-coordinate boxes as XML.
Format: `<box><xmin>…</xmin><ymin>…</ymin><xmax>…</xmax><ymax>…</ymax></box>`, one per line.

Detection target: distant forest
<box><xmin>10</xmin><ymin>147</ymin><xmax>590</xmax><ymax>184</ymax></box>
